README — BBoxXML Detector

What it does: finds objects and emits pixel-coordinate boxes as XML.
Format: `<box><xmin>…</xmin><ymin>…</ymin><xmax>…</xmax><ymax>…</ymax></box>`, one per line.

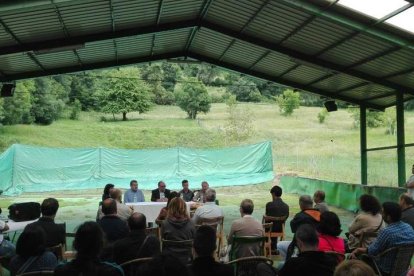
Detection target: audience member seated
<box><xmin>111</xmin><ymin>212</ymin><xmax>160</xmax><ymax>264</ymax></box>
<box><xmin>138</xmin><ymin>253</ymin><xmax>191</xmax><ymax>276</ymax></box>
<box><xmin>54</xmin><ymin>221</ymin><xmax>123</xmax><ymax>276</ymax></box>
<box><xmin>155</xmin><ymin>191</ymin><xmax>179</xmax><ymax>225</ymax></box>
<box><xmin>399</xmin><ymin>193</ymin><xmax>414</xmax><ymax>228</ymax></box>
<box><xmin>151</xmin><ymin>180</ymin><xmax>171</xmax><ymax>202</ymax></box>
<box><xmin>278</xmin><ymin>224</ymin><xmax>337</xmax><ymax>276</ymax></box>
<box><xmin>0</xmin><ymin>219</ymin><xmax>15</xmax><ymax>260</ymax></box>
<box><xmin>102</xmin><ymin>183</ymin><xmax>115</xmax><ymax>201</ymax></box>
<box><xmin>97</xmin><ymin>199</ymin><xmax>129</xmax><ymax>243</ymax></box>
<box><xmin>189</xmin><ymin>225</ymin><xmax>233</xmax><ymax>276</ymax></box>
<box><xmin>98</xmin><ymin>188</ymin><xmax>133</xmax><ymax>221</ymax></box>
<box><xmin>179</xmin><ymin>179</ymin><xmax>194</xmax><ymax>202</ymax></box>
<box><xmin>192</xmin><ymin>189</ymin><xmax>223</xmax><ymax>225</ymax></box>
<box><xmin>124</xmin><ymin>179</ymin><xmax>145</xmax><ymax>203</ymax></box>
<box><xmin>26</xmin><ymin>198</ymin><xmax>65</xmax><ymax>248</ymax></box>
<box><xmin>277</xmin><ymin>195</ymin><xmax>320</xmax><ymax>260</ymax></box>
<box><xmin>351</xmin><ymin>202</ymin><xmax>414</xmax><ymax>275</ymax></box>
<box><xmin>318</xmin><ymin>211</ymin><xmax>345</xmax><ymax>255</ymax></box>
<box><xmin>9</xmin><ymin>226</ymin><xmax>57</xmax><ymax>275</ymax></box>
<box><xmin>347</xmin><ymin>194</ymin><xmax>383</xmax><ymax>250</ymax></box>
<box><xmin>334</xmin><ymin>260</ymin><xmax>376</xmax><ymax>276</ymax></box>
<box><xmin>265</xmin><ymin>185</ymin><xmax>289</xmax><ymax>249</ymax></box>
<box><xmin>313</xmin><ymin>190</ymin><xmax>329</xmax><ymax>213</ymax></box>
<box><xmin>228</xmin><ymin>199</ymin><xmax>264</xmax><ymax>258</ymax></box>
<box><xmin>161</xmin><ymin>197</ymin><xmax>196</xmax><ymax>264</ymax></box>
<box><xmin>193</xmin><ymin>181</ymin><xmax>209</xmax><ymax>203</ymax></box>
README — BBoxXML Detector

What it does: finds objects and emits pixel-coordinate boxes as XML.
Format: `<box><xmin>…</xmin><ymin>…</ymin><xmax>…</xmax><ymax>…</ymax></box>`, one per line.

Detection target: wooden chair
<box><xmin>229</xmin><ymin>236</ymin><xmax>267</xmax><ymax>262</ymax></box>
<box><xmin>46</xmin><ymin>243</ymin><xmax>64</xmax><ymax>261</ymax></box>
<box><xmin>262</xmin><ymin>222</ymin><xmax>273</xmax><ymax>257</ymax></box>
<box><xmin>162</xmin><ymin>239</ymin><xmax>194</xmax><ymax>265</ymax></box>
<box><xmin>120</xmin><ymin>257</ymin><xmax>153</xmax><ymax>276</ymax></box>
<box><xmin>227</xmin><ymin>256</ymin><xmax>273</xmax><ymax>276</ymax></box>
<box><xmin>262</xmin><ymin>215</ymin><xmax>287</xmax><ymax>243</ymax></box>
<box><xmin>145</xmin><ymin>226</ymin><xmax>159</xmax><ymax>238</ymax></box>
<box><xmin>197</xmin><ymin>216</ymin><xmax>224</xmax><ymax>258</ymax></box>
<box><xmin>16</xmin><ymin>271</ymin><xmax>54</xmax><ymax>276</ymax></box>
<box><xmin>365</xmin><ymin>243</ymin><xmax>414</xmax><ymax>276</ymax></box>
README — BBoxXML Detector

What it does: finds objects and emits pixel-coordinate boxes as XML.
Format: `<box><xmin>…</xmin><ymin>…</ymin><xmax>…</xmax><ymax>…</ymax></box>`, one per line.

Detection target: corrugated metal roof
<box><xmin>0</xmin><ymin>0</ymin><xmax>413</xmax><ymax>109</ymax></box>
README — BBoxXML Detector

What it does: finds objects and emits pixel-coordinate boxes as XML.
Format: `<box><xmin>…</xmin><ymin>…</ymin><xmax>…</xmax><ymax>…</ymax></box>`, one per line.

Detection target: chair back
<box><xmin>162</xmin><ymin>239</ymin><xmax>194</xmax><ymax>265</ymax></box>
<box><xmin>197</xmin><ymin>216</ymin><xmax>224</xmax><ymax>258</ymax></box>
<box><xmin>227</xmin><ymin>256</ymin><xmax>273</xmax><ymax>276</ymax></box>
<box><xmin>262</xmin><ymin>215</ymin><xmax>287</xmax><ymax>241</ymax></box>
<box><xmin>262</xmin><ymin>222</ymin><xmax>273</xmax><ymax>257</ymax></box>
<box><xmin>324</xmin><ymin>251</ymin><xmax>345</xmax><ymax>264</ymax></box>
<box><xmin>374</xmin><ymin>243</ymin><xmax>414</xmax><ymax>276</ymax></box>
<box><xmin>46</xmin><ymin>243</ymin><xmax>63</xmax><ymax>261</ymax></box>
<box><xmin>229</xmin><ymin>236</ymin><xmax>266</xmax><ymax>262</ymax></box>
<box><xmin>16</xmin><ymin>271</ymin><xmax>54</xmax><ymax>276</ymax></box>
<box><xmin>120</xmin><ymin>257</ymin><xmax>153</xmax><ymax>276</ymax></box>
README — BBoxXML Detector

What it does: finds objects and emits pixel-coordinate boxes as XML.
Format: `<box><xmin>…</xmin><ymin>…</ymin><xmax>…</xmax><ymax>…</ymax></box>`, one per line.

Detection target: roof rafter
<box><xmin>109</xmin><ymin>0</ymin><xmax>118</xmax><ymax>63</ymax></box>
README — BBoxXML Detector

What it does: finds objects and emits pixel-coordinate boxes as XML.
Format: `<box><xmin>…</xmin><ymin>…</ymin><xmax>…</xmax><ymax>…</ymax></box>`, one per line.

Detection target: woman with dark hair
<box><xmin>54</xmin><ymin>221</ymin><xmax>123</xmax><ymax>276</ymax></box>
<box><xmin>347</xmin><ymin>194</ymin><xmax>384</xmax><ymax>249</ymax></box>
<box><xmin>9</xmin><ymin>226</ymin><xmax>57</xmax><ymax>275</ymax></box>
<box><xmin>102</xmin><ymin>184</ymin><xmax>115</xmax><ymax>201</ymax></box>
<box><xmin>155</xmin><ymin>191</ymin><xmax>179</xmax><ymax>225</ymax></box>
<box><xmin>317</xmin><ymin>211</ymin><xmax>345</xmax><ymax>254</ymax></box>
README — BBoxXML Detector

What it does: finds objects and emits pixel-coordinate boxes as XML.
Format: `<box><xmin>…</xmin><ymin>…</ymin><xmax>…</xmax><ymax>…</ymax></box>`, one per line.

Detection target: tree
<box><xmin>70</xmin><ymin>73</ymin><xmax>100</xmax><ymax>111</ymax></box>
<box><xmin>226</xmin><ymin>77</ymin><xmax>261</xmax><ymax>102</ymax></box>
<box><xmin>1</xmin><ymin>80</ymin><xmax>34</xmax><ymax>125</ymax></box>
<box><xmin>99</xmin><ymin>67</ymin><xmax>153</xmax><ymax>121</ymax></box>
<box><xmin>161</xmin><ymin>62</ymin><xmax>181</xmax><ymax>92</ymax></box>
<box><xmin>175</xmin><ymin>78</ymin><xmax>211</xmax><ymax>119</ymax></box>
<box><xmin>276</xmin><ymin>89</ymin><xmax>300</xmax><ymax>116</ymax></box>
<box><xmin>141</xmin><ymin>64</ymin><xmax>174</xmax><ymax>105</ymax></box>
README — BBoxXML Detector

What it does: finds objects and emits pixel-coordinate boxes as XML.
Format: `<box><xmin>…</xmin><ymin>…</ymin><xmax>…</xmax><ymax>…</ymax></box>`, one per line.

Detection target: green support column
<box><xmin>360</xmin><ymin>105</ymin><xmax>367</xmax><ymax>185</ymax></box>
<box><xmin>396</xmin><ymin>92</ymin><xmax>406</xmax><ymax>187</ymax></box>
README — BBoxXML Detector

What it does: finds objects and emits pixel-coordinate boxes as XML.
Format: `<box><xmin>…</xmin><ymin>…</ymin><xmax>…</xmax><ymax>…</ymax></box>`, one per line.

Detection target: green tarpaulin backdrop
<box><xmin>0</xmin><ymin>142</ymin><xmax>273</xmax><ymax>196</ymax></box>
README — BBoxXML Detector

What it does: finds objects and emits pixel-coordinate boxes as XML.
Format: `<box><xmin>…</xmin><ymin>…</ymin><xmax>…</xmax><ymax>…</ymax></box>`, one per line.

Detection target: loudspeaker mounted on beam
<box><xmin>1</xmin><ymin>83</ymin><xmax>16</xmax><ymax>97</ymax></box>
<box><xmin>324</xmin><ymin>100</ymin><xmax>338</xmax><ymax>112</ymax></box>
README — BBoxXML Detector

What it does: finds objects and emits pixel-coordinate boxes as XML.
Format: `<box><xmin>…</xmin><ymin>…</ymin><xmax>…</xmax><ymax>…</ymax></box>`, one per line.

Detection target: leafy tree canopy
<box><xmin>175</xmin><ymin>78</ymin><xmax>211</xmax><ymax>119</ymax></box>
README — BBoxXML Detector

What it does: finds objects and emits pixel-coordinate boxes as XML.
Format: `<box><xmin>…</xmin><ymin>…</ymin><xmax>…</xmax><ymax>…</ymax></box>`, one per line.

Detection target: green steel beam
<box><xmin>396</xmin><ymin>92</ymin><xmax>406</xmax><ymax>187</ymax></box>
<box><xmin>360</xmin><ymin>105</ymin><xmax>367</xmax><ymax>185</ymax></box>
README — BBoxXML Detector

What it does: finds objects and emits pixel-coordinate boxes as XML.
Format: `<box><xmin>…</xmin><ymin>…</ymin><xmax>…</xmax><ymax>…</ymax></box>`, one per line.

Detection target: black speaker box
<box><xmin>0</xmin><ymin>83</ymin><xmax>15</xmax><ymax>97</ymax></box>
<box><xmin>8</xmin><ymin>202</ymin><xmax>41</xmax><ymax>222</ymax></box>
<box><xmin>324</xmin><ymin>100</ymin><xmax>338</xmax><ymax>112</ymax></box>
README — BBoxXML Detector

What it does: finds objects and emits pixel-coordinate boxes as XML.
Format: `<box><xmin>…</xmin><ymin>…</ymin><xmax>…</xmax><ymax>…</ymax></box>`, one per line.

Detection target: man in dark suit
<box><xmin>189</xmin><ymin>225</ymin><xmax>233</xmax><ymax>276</ymax></box>
<box><xmin>110</xmin><ymin>212</ymin><xmax>160</xmax><ymax>265</ymax></box>
<box><xmin>98</xmin><ymin>199</ymin><xmax>129</xmax><ymax>243</ymax></box>
<box><xmin>151</xmin><ymin>181</ymin><xmax>171</xmax><ymax>202</ymax></box>
<box><xmin>26</xmin><ymin>198</ymin><xmax>65</xmax><ymax>248</ymax></box>
<box><xmin>266</xmin><ymin>186</ymin><xmax>289</xmax><ymax>249</ymax></box>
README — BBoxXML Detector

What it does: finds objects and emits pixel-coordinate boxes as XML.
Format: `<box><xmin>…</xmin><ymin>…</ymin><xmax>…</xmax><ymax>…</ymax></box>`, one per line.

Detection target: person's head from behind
<box><xmin>201</xmin><ymin>181</ymin><xmax>209</xmax><ymax>191</ymax></box>
<box><xmin>166</xmin><ymin>191</ymin><xmax>179</xmax><ymax>208</ymax></box>
<box><xmin>382</xmin><ymin>202</ymin><xmax>402</xmax><ymax>224</ymax></box>
<box><xmin>16</xmin><ymin>226</ymin><xmax>46</xmax><ymax>258</ymax></box>
<box><xmin>270</xmin><ymin>186</ymin><xmax>282</xmax><ymax>199</ymax></box>
<box><xmin>128</xmin><ymin>212</ymin><xmax>146</xmax><ymax>231</ymax></box>
<box><xmin>182</xmin><ymin>180</ymin><xmax>189</xmax><ymax>191</ymax></box>
<box><xmin>240</xmin><ymin>199</ymin><xmax>254</xmax><ymax>216</ymax></box>
<box><xmin>318</xmin><ymin>211</ymin><xmax>342</xmax><ymax>237</ymax></box>
<box><xmin>295</xmin><ymin>224</ymin><xmax>318</xmax><ymax>252</ymax></box>
<box><xmin>399</xmin><ymin>193</ymin><xmax>414</xmax><ymax>209</ymax></box>
<box><xmin>167</xmin><ymin>197</ymin><xmax>188</xmax><ymax>220</ymax></box>
<box><xmin>102</xmin><ymin>198</ymin><xmax>117</xmax><ymax>216</ymax></box>
<box><xmin>158</xmin><ymin>181</ymin><xmax>166</xmax><ymax>192</ymax></box>
<box><xmin>130</xmin><ymin>180</ymin><xmax>138</xmax><ymax>191</ymax></box>
<box><xmin>193</xmin><ymin>225</ymin><xmax>216</xmax><ymax>257</ymax></box>
<box><xmin>205</xmin><ymin>189</ymin><xmax>216</xmax><ymax>202</ymax></box>
<box><xmin>359</xmin><ymin>194</ymin><xmax>381</xmax><ymax>215</ymax></box>
<box><xmin>103</xmin><ymin>183</ymin><xmax>114</xmax><ymax>196</ymax></box>
<box><xmin>73</xmin><ymin>221</ymin><xmax>104</xmax><ymax>259</ymax></box>
<box><xmin>110</xmin><ymin>188</ymin><xmax>122</xmax><ymax>202</ymax></box>
<box><xmin>299</xmin><ymin>195</ymin><xmax>313</xmax><ymax>210</ymax></box>
<box><xmin>41</xmin><ymin>197</ymin><xmax>59</xmax><ymax>217</ymax></box>
<box><xmin>334</xmin><ymin>259</ymin><xmax>376</xmax><ymax>276</ymax></box>
<box><xmin>313</xmin><ymin>190</ymin><xmax>325</xmax><ymax>204</ymax></box>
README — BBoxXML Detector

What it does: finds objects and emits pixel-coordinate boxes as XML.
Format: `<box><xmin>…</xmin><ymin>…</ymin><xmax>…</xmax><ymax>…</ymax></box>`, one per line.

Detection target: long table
<box><xmin>126</xmin><ymin>202</ymin><xmax>192</xmax><ymax>223</ymax></box>
<box><xmin>2</xmin><ymin>218</ymin><xmax>38</xmax><ymax>241</ymax></box>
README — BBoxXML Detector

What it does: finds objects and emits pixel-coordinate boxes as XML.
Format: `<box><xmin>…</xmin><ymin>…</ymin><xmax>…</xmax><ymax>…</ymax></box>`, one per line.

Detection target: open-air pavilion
<box><xmin>1</xmin><ymin>0</ymin><xmax>414</xmax><ymax>206</ymax></box>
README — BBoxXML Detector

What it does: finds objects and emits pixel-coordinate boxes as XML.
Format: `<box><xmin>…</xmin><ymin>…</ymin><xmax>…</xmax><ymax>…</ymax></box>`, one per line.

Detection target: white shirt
<box><xmin>0</xmin><ymin>220</ymin><xmax>5</xmax><ymax>243</ymax></box>
<box><xmin>192</xmin><ymin>202</ymin><xmax>223</xmax><ymax>224</ymax></box>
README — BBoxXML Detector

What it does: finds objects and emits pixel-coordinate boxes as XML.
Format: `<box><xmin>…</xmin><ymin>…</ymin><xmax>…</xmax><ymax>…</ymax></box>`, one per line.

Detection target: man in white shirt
<box><xmin>192</xmin><ymin>189</ymin><xmax>223</xmax><ymax>225</ymax></box>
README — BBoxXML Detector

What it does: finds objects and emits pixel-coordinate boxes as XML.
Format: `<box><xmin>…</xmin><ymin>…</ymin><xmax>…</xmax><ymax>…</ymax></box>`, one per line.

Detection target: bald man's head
<box><xmin>128</xmin><ymin>212</ymin><xmax>147</xmax><ymax>230</ymax></box>
<box><xmin>110</xmin><ymin>188</ymin><xmax>122</xmax><ymax>202</ymax></box>
<box><xmin>102</xmin><ymin>198</ymin><xmax>117</xmax><ymax>215</ymax></box>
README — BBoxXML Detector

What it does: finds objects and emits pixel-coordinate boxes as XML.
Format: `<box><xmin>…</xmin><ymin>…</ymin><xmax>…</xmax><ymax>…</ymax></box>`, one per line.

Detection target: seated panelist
<box><xmin>151</xmin><ymin>181</ymin><xmax>171</xmax><ymax>202</ymax></box>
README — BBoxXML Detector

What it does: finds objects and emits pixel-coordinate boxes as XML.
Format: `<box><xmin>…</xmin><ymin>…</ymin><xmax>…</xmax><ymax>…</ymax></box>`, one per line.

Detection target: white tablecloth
<box><xmin>3</xmin><ymin>218</ymin><xmax>38</xmax><ymax>233</ymax></box>
<box><xmin>126</xmin><ymin>202</ymin><xmax>192</xmax><ymax>223</ymax></box>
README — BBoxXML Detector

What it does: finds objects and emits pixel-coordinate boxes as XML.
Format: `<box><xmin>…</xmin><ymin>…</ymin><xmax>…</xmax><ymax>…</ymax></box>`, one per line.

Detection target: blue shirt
<box><xmin>124</xmin><ymin>189</ymin><xmax>145</xmax><ymax>203</ymax></box>
<box><xmin>368</xmin><ymin>221</ymin><xmax>414</xmax><ymax>273</ymax></box>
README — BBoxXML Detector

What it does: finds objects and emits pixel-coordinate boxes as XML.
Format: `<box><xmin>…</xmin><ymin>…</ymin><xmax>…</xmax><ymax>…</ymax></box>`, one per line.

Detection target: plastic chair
<box><xmin>120</xmin><ymin>257</ymin><xmax>153</xmax><ymax>276</ymax></box>
<box><xmin>227</xmin><ymin>256</ymin><xmax>273</xmax><ymax>276</ymax></box>
<box><xmin>262</xmin><ymin>222</ymin><xmax>273</xmax><ymax>257</ymax></box>
<box><xmin>162</xmin><ymin>239</ymin><xmax>194</xmax><ymax>264</ymax></box>
<box><xmin>196</xmin><ymin>216</ymin><xmax>224</xmax><ymax>258</ymax></box>
<box><xmin>229</xmin><ymin>235</ymin><xmax>266</xmax><ymax>261</ymax></box>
